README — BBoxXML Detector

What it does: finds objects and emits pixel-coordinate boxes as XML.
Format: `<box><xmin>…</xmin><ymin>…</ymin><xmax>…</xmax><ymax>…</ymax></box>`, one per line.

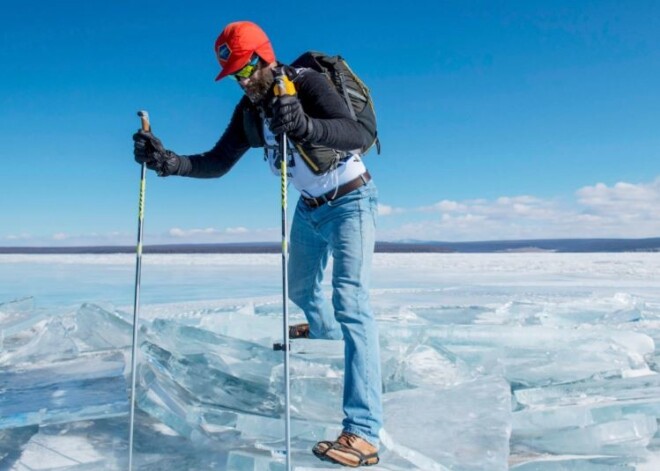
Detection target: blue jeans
<box><xmin>288</xmin><ymin>180</ymin><xmax>382</xmax><ymax>446</ymax></box>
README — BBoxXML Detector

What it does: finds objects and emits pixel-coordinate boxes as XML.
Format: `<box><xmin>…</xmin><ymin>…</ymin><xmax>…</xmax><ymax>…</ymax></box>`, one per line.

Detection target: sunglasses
<box><xmin>232</xmin><ymin>55</ymin><xmax>261</xmax><ymax>81</ymax></box>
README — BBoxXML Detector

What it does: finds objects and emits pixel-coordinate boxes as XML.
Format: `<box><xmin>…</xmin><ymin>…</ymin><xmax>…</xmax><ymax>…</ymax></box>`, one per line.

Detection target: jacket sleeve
<box><xmin>177</xmin><ymin>97</ymin><xmax>251</xmax><ymax>178</ymax></box>
<box><xmin>295</xmin><ymin>70</ymin><xmax>371</xmax><ymax>152</ymax></box>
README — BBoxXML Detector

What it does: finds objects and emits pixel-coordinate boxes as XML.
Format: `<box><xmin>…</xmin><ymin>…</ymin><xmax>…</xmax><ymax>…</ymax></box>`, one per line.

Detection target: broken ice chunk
<box><xmin>0</xmin><ymin>317</ymin><xmax>78</xmax><ymax>367</ymax></box>
<box><xmin>515</xmin><ymin>373</ymin><xmax>660</xmax><ymax>409</ymax></box>
<box><xmin>141</xmin><ymin>340</ymin><xmax>281</xmax><ymax>418</ymax></box>
<box><xmin>137</xmin><ymin>362</ymin><xmax>241</xmax><ymax>443</ymax></box>
<box><xmin>424</xmin><ymin>325</ymin><xmax>654</xmax><ymax>386</ymax></box>
<box><xmin>512</xmin><ymin>374</ymin><xmax>660</xmax><ymax>456</ymax></box>
<box><xmin>381</xmin><ymin>342</ymin><xmax>472</xmax><ymax>392</ymax></box>
<box><xmin>72</xmin><ymin>303</ymin><xmax>132</xmax><ymax>351</ymax></box>
<box><xmin>0</xmin><ymin>297</ymin><xmax>43</xmax><ymax>342</ymax></box>
<box><xmin>0</xmin><ymin>352</ymin><xmax>128</xmax><ymax>430</ymax></box>
<box><xmin>515</xmin><ymin>414</ymin><xmax>657</xmax><ymax>456</ymax></box>
<box><xmin>382</xmin><ymin>376</ymin><xmax>512</xmax><ymax>471</ymax></box>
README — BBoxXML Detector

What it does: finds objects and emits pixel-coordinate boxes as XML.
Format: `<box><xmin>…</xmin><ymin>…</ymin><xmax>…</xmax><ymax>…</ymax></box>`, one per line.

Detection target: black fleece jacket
<box><xmin>176</xmin><ymin>67</ymin><xmax>370</xmax><ymax>178</ymax></box>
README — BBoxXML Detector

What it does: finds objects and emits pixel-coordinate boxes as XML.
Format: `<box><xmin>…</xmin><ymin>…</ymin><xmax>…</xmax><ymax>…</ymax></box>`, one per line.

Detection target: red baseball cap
<box><xmin>214</xmin><ymin>21</ymin><xmax>276</xmax><ymax>81</ymax></box>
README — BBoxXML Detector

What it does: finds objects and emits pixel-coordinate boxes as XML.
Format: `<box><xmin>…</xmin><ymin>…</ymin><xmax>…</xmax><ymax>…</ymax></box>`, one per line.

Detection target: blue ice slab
<box><xmin>514</xmin><ymin>413</ymin><xmax>657</xmax><ymax>456</ymax></box>
<box><xmin>143</xmin><ymin>321</ymin><xmax>282</xmax><ymax>416</ymax></box>
<box><xmin>138</xmin><ymin>359</ymin><xmax>343</xmax><ymax>455</ymax></box>
<box><xmin>138</xmin><ymin>322</ymin><xmax>347</xmax><ymax>436</ymax></box>
<box><xmin>421</xmin><ymin>325</ymin><xmax>654</xmax><ymax>387</ymax></box>
<box><xmin>138</xmin><ymin>320</ymin><xmax>359</xmax><ymax>459</ymax></box>
<box><xmin>146</xmin><ymin>318</ymin><xmax>279</xmax><ymax>386</ymax></box>
<box><xmin>380</xmin><ymin>331</ymin><xmax>473</xmax><ymax>393</ymax></box>
<box><xmin>143</xmin><ymin>319</ymin><xmax>348</xmax><ymax>423</ymax></box>
<box><xmin>72</xmin><ymin>303</ymin><xmax>133</xmax><ymax>351</ymax></box>
<box><xmin>138</xmin><ymin>361</ymin><xmax>241</xmax><ymax>443</ymax></box>
<box><xmin>0</xmin><ymin>351</ymin><xmax>128</xmax><ymax>429</ymax></box>
<box><xmin>381</xmin><ymin>376</ymin><xmax>512</xmax><ymax>471</ymax></box>
<box><xmin>0</xmin><ymin>316</ymin><xmax>78</xmax><ymax>367</ymax></box>
<box><xmin>515</xmin><ymin>373</ymin><xmax>660</xmax><ymax>409</ymax></box>
<box><xmin>0</xmin><ymin>297</ymin><xmax>43</xmax><ymax>341</ymax></box>
<box><xmin>512</xmin><ymin>374</ymin><xmax>660</xmax><ymax>456</ymax></box>
<box><xmin>1</xmin><ymin>301</ymin><xmax>133</xmax><ymax>367</ymax></box>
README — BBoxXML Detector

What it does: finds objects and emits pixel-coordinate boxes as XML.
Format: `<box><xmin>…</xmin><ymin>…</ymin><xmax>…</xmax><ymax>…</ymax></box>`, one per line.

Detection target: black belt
<box><xmin>302</xmin><ymin>171</ymin><xmax>371</xmax><ymax>208</ymax></box>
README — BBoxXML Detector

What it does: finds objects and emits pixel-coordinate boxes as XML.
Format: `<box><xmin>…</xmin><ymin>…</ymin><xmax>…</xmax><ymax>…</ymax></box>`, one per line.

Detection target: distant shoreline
<box><xmin>1</xmin><ymin>238</ymin><xmax>659</xmax><ymax>254</ymax></box>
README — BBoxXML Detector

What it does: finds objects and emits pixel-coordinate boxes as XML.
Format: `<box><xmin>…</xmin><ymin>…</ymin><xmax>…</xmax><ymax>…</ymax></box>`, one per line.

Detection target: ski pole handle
<box><xmin>274</xmin><ymin>74</ymin><xmax>296</xmax><ymax>97</ymax></box>
<box><xmin>138</xmin><ymin>110</ymin><xmax>151</xmax><ymax>132</ymax></box>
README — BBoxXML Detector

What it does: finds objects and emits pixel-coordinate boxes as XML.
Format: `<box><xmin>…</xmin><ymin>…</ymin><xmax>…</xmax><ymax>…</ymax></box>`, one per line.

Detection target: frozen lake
<box><xmin>1</xmin><ymin>253</ymin><xmax>660</xmax><ymax>470</ymax></box>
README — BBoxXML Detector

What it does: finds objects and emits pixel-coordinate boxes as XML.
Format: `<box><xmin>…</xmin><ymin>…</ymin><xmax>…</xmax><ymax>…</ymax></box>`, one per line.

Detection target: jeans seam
<box><xmin>357</xmin><ymin>196</ymin><xmax>372</xmax><ymax>424</ymax></box>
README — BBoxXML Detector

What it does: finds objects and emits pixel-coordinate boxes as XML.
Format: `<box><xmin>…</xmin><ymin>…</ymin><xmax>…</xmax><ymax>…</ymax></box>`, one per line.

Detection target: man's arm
<box><xmin>178</xmin><ymin>97</ymin><xmax>252</xmax><ymax>178</ymax></box>
<box><xmin>295</xmin><ymin>70</ymin><xmax>371</xmax><ymax>151</ymax></box>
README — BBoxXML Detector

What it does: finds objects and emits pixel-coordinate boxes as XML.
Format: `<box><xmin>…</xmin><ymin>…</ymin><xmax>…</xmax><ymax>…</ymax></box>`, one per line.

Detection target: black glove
<box><xmin>133</xmin><ymin>130</ymin><xmax>181</xmax><ymax>177</ymax></box>
<box><xmin>269</xmin><ymin>95</ymin><xmax>313</xmax><ymax>141</ymax></box>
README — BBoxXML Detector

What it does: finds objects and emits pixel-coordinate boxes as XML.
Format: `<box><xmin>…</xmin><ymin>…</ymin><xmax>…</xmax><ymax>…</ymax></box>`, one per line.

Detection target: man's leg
<box><xmin>288</xmin><ymin>200</ymin><xmax>343</xmax><ymax>340</ymax></box>
<box><xmin>321</xmin><ymin>182</ymin><xmax>382</xmax><ymax>445</ymax></box>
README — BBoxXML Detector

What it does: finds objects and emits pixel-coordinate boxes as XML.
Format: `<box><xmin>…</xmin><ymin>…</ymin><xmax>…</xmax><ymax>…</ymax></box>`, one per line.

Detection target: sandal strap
<box><xmin>319</xmin><ymin>440</ymin><xmax>379</xmax><ymax>466</ymax></box>
<box><xmin>315</xmin><ymin>440</ymin><xmax>334</xmax><ymax>451</ymax></box>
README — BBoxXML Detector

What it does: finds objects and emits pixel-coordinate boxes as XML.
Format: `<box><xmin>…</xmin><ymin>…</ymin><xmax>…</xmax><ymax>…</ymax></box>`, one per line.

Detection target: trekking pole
<box><xmin>272</xmin><ymin>74</ymin><xmax>296</xmax><ymax>471</ymax></box>
<box><xmin>128</xmin><ymin>110</ymin><xmax>150</xmax><ymax>471</ymax></box>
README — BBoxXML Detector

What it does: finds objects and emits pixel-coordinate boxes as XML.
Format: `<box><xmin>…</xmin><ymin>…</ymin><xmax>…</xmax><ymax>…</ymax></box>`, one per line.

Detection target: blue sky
<box><xmin>1</xmin><ymin>0</ymin><xmax>659</xmax><ymax>246</ymax></box>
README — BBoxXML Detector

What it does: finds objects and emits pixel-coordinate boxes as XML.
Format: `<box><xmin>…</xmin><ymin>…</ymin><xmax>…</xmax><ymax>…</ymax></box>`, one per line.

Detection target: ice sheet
<box><xmin>1</xmin><ymin>253</ymin><xmax>660</xmax><ymax>470</ymax></box>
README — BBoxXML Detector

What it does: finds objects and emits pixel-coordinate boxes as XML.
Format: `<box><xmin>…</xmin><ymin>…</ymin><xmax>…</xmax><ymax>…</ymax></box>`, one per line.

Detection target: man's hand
<box><xmin>269</xmin><ymin>95</ymin><xmax>313</xmax><ymax>141</ymax></box>
<box><xmin>133</xmin><ymin>130</ymin><xmax>181</xmax><ymax>177</ymax></box>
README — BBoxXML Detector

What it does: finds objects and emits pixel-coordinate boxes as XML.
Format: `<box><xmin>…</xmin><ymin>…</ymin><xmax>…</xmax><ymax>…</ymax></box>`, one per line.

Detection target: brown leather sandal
<box><xmin>288</xmin><ymin>323</ymin><xmax>310</xmax><ymax>339</ymax></box>
<box><xmin>312</xmin><ymin>432</ymin><xmax>379</xmax><ymax>467</ymax></box>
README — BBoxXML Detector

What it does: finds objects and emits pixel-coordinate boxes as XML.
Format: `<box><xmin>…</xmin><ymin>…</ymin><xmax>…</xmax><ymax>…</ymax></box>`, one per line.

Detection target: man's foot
<box><xmin>289</xmin><ymin>323</ymin><xmax>310</xmax><ymax>339</ymax></box>
<box><xmin>312</xmin><ymin>431</ymin><xmax>379</xmax><ymax>467</ymax></box>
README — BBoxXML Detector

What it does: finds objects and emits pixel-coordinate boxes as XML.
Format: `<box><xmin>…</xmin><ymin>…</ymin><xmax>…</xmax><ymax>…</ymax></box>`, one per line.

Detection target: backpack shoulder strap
<box><xmin>274</xmin><ymin>64</ymin><xmax>305</xmax><ymax>80</ymax></box>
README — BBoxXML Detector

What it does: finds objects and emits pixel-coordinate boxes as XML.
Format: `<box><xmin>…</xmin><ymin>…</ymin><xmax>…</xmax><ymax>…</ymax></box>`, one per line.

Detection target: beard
<box><xmin>242</xmin><ymin>66</ymin><xmax>274</xmax><ymax>104</ymax></box>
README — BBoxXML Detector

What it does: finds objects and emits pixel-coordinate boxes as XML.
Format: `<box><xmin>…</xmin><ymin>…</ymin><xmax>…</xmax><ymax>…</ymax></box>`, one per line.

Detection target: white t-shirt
<box><xmin>263</xmin><ymin>118</ymin><xmax>366</xmax><ymax>198</ymax></box>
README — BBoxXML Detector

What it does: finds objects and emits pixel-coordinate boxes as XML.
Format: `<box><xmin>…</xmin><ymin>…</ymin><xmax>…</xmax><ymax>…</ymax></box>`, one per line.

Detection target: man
<box><xmin>133</xmin><ymin>21</ymin><xmax>382</xmax><ymax>467</ymax></box>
